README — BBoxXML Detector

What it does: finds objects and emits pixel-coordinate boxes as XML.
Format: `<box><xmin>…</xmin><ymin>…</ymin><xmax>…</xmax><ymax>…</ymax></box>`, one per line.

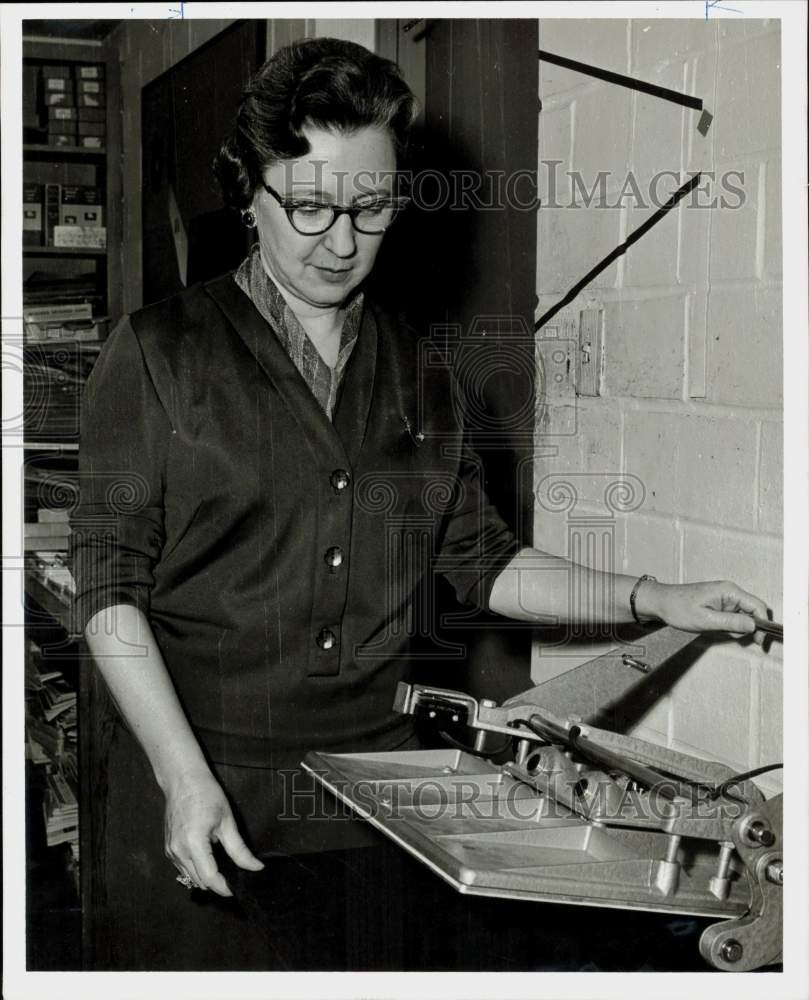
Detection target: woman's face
<box><xmin>251</xmin><ymin>124</ymin><xmax>397</xmax><ymax>311</ymax></box>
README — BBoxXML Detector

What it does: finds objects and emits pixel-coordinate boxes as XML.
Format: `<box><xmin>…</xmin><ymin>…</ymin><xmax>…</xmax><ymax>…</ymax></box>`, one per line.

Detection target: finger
<box><xmin>216</xmin><ymin>814</ymin><xmax>265</xmax><ymax>872</ymax></box>
<box><xmin>723</xmin><ymin>584</ymin><xmax>770</xmax><ymax>621</ymax></box>
<box><xmin>187</xmin><ymin>835</ymin><xmax>233</xmax><ymax>897</ymax></box>
<box><xmin>700</xmin><ymin>608</ymin><xmax>757</xmax><ymax>635</ymax></box>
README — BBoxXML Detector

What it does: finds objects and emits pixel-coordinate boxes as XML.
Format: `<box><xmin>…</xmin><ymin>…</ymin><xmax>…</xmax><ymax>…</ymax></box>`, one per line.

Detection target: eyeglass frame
<box><xmin>260</xmin><ymin>180</ymin><xmax>410</xmax><ymax>235</ymax></box>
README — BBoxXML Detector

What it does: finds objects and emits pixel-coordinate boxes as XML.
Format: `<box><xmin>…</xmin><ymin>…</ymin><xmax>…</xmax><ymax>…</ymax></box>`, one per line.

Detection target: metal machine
<box><xmin>303</xmin><ymin>625</ymin><xmax>783</xmax><ymax>972</ymax></box>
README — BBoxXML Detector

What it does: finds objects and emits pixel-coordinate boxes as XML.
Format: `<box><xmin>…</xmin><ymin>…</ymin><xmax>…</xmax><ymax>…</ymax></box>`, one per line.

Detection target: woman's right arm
<box><xmin>85</xmin><ymin>603</ymin><xmax>264</xmax><ymax>894</ymax></box>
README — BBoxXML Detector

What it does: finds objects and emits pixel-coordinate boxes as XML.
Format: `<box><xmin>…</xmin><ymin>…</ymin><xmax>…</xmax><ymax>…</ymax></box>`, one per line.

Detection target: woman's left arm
<box><xmin>488</xmin><ymin>546</ymin><xmax>770</xmax><ymax>645</ymax></box>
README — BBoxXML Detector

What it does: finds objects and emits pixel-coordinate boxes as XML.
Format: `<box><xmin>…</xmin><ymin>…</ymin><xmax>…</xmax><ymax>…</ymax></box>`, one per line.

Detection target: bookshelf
<box><xmin>22</xmin><ymin>33</ymin><xmax>120</xmax><ymax>969</ymax></box>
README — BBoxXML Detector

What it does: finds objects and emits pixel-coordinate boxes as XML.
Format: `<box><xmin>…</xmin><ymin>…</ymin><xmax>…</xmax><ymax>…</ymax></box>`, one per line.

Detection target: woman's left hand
<box><xmin>635</xmin><ymin>579</ymin><xmax>771</xmax><ymax>646</ymax></box>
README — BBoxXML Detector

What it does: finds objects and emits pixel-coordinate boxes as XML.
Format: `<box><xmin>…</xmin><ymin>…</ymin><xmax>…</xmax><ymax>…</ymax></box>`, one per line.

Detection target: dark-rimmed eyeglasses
<box><xmin>261</xmin><ymin>181</ymin><xmax>410</xmax><ymax>236</ymax></box>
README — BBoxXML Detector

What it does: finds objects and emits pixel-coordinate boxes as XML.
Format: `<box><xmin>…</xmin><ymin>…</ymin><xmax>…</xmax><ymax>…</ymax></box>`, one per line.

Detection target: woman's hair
<box><xmin>214</xmin><ymin>37</ymin><xmax>419</xmax><ymax>210</ymax></box>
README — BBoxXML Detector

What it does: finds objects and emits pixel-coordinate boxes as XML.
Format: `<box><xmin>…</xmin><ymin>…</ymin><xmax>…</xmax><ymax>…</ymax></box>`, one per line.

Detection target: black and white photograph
<box><xmin>1</xmin><ymin>3</ymin><xmax>807</xmax><ymax>997</ymax></box>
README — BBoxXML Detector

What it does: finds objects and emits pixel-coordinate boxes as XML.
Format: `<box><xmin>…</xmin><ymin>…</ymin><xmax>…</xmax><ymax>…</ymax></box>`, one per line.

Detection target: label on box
<box><xmin>49</xmin><ymin>107</ymin><xmax>77</xmax><ymax>121</ymax></box>
<box><xmin>78</xmin><ymin>80</ymin><xmax>103</xmax><ymax>94</ymax></box>
<box><xmin>49</xmin><ymin>134</ymin><xmax>75</xmax><ymax>147</ymax></box>
<box><xmin>45</xmin><ymin>77</ymin><xmax>68</xmax><ymax>91</ymax></box>
<box><xmin>77</xmin><ymin>93</ymin><xmax>104</xmax><ymax>108</ymax></box>
<box><xmin>44</xmin><ymin>92</ymin><xmax>71</xmax><ymax>106</ymax></box>
<box><xmin>78</xmin><ymin>65</ymin><xmax>104</xmax><ymax>79</ymax></box>
<box><xmin>78</xmin><ymin>135</ymin><xmax>103</xmax><ymax>148</ymax></box>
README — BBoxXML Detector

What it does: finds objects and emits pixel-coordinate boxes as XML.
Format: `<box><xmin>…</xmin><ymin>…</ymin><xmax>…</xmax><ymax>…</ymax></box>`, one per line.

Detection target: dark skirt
<box><xmin>90</xmin><ymin>722</ymin><xmax>716</xmax><ymax>972</ymax></box>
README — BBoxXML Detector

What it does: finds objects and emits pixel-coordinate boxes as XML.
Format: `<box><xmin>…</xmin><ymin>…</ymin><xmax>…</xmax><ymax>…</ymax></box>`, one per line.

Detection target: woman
<box><xmin>71</xmin><ymin>37</ymin><xmax>768</xmax><ymax>970</ymax></box>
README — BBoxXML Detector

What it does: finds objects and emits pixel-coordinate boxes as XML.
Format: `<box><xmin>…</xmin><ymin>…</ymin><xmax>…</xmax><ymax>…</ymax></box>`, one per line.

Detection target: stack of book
<box><xmin>39</xmin><ymin>63</ymin><xmax>106</xmax><ymax>148</ymax></box>
<box><xmin>25</xmin><ymin>644</ymin><xmax>79</xmax><ymax>854</ymax></box>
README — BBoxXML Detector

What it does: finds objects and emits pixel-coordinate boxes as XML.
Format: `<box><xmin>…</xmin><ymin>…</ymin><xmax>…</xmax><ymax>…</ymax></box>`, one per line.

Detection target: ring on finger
<box><xmin>175</xmin><ymin>872</ymin><xmax>197</xmax><ymax>890</ymax></box>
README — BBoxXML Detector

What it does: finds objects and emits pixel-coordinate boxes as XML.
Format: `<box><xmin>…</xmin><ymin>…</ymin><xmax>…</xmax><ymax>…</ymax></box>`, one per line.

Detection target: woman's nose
<box><xmin>324</xmin><ymin>213</ymin><xmax>357</xmax><ymax>257</ymax></box>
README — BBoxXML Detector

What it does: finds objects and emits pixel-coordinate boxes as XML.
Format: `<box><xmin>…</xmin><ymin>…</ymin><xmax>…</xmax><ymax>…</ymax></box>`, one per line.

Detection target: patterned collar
<box><xmin>233</xmin><ymin>243</ymin><xmax>363</xmax><ymax>420</ymax></box>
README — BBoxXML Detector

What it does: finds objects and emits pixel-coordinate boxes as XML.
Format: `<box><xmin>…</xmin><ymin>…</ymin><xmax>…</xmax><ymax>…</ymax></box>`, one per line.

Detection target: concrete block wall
<box><xmin>534</xmin><ymin>19</ymin><xmax>782</xmax><ymax>793</ymax></box>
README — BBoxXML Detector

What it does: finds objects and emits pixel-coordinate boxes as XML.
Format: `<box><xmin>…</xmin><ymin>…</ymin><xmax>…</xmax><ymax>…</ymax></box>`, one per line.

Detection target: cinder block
<box><xmin>757</xmin><ymin>662</ymin><xmax>783</xmax><ymax>768</ymax></box>
<box><xmin>687</xmin><ymin>292</ymin><xmax>708</xmax><ymax>398</ymax></box>
<box><xmin>623</xmin><ymin>410</ymin><xmax>758</xmax><ymax>528</ymax></box>
<box><xmin>576</xmin><ymin>400</ymin><xmax>624</xmax><ymax>478</ymax></box>
<box><xmin>686</xmin><ymin>50</ymin><xmax>718</xmax><ymax>176</ymax></box>
<box><xmin>631</xmin><ymin>19</ymin><xmax>713</xmax><ymax>68</ymax></box>
<box><xmin>572</xmin><ymin>85</ymin><xmax>633</xmax><ymax>182</ymax></box>
<box><xmin>537</xmin><ymin>202</ymin><xmax>622</xmax><ymax>294</ymax></box>
<box><xmin>623</xmin><ymin>512</ymin><xmax>681</xmax><ymax>582</ymax></box>
<box><xmin>630</xmin><ymin>61</ymin><xmax>687</xmax><ymax>186</ymax></box>
<box><xmin>705</xmin><ymin>285</ymin><xmax>782</xmax><ymax>408</ymax></box>
<box><xmin>669</xmin><ymin>648</ymin><xmax>753</xmax><ymax>765</ymax></box>
<box><xmin>679</xmin><ymin>200</ymin><xmax>711</xmax><ymax>288</ymax></box>
<box><xmin>708</xmin><ymin>162</ymin><xmax>762</xmax><ymax>282</ymax></box>
<box><xmin>763</xmin><ymin>157</ymin><xmax>782</xmax><ymax>280</ymax></box>
<box><xmin>540</xmin><ymin>20</ymin><xmax>630</xmax><ymax>89</ymax></box>
<box><xmin>539</xmin><ymin>104</ymin><xmax>573</xmax><ymax>204</ymax></box>
<box><xmin>758</xmin><ymin>421</ymin><xmax>783</xmax><ymax>533</ymax></box>
<box><xmin>624</xmin><ymin>203</ymin><xmax>680</xmax><ymax>288</ymax></box>
<box><xmin>717</xmin><ymin>19</ymin><xmax>781</xmax><ymax>44</ymax></box>
<box><xmin>713</xmin><ymin>32</ymin><xmax>781</xmax><ymax>160</ymax></box>
<box><xmin>602</xmin><ymin>296</ymin><xmax>685</xmax><ymax>399</ymax></box>
<box><xmin>681</xmin><ymin>523</ymin><xmax>783</xmax><ymax>621</ymax></box>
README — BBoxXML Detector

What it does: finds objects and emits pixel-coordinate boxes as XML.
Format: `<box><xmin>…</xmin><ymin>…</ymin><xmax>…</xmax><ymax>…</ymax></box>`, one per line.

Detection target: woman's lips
<box><xmin>314</xmin><ymin>265</ymin><xmax>352</xmax><ymax>282</ymax></box>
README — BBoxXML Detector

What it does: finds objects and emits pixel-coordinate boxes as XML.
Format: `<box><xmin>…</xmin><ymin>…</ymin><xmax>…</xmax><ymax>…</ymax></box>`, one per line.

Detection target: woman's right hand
<box><xmin>163</xmin><ymin>766</ymin><xmax>265</xmax><ymax>896</ymax></box>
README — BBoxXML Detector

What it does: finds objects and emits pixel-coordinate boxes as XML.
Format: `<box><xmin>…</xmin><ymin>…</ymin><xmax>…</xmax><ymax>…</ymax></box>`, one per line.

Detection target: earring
<box><xmin>241</xmin><ymin>208</ymin><xmax>257</xmax><ymax>228</ymax></box>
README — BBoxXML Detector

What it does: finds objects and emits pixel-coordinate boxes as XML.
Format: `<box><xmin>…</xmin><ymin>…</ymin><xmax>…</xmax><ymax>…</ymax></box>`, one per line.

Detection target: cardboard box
<box><xmin>78</xmin><ymin>135</ymin><xmax>104</xmax><ymax>148</ymax></box>
<box><xmin>77</xmin><ymin>107</ymin><xmax>105</xmax><ymax>123</ymax></box>
<box><xmin>77</xmin><ymin>80</ymin><xmax>105</xmax><ymax>95</ymax></box>
<box><xmin>42</xmin><ymin>65</ymin><xmax>72</xmax><ymax>78</ymax></box>
<box><xmin>48</xmin><ymin>106</ymin><xmax>78</xmax><ymax>122</ymax></box>
<box><xmin>77</xmin><ymin>120</ymin><xmax>105</xmax><ymax>138</ymax></box>
<box><xmin>44</xmin><ymin>91</ymin><xmax>73</xmax><ymax>107</ymax></box>
<box><xmin>77</xmin><ymin>92</ymin><xmax>104</xmax><ymax>108</ymax></box>
<box><xmin>23</xmin><ymin>183</ymin><xmax>43</xmax><ymax>246</ymax></box>
<box><xmin>77</xmin><ymin>64</ymin><xmax>104</xmax><ymax>80</ymax></box>
<box><xmin>48</xmin><ymin>133</ymin><xmax>77</xmax><ymax>148</ymax></box>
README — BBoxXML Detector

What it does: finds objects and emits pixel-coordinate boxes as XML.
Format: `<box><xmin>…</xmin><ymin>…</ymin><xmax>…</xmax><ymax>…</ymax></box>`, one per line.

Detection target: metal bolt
<box><xmin>748</xmin><ymin>820</ymin><xmax>776</xmax><ymax>847</ymax></box>
<box><xmin>720</xmin><ymin>939</ymin><xmax>743</xmax><ymax>963</ymax></box>
<box><xmin>766</xmin><ymin>861</ymin><xmax>784</xmax><ymax>885</ymax></box>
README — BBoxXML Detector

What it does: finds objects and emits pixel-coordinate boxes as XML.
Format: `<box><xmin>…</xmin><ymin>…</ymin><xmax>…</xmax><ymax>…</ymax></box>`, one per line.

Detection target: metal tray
<box><xmin>303</xmin><ymin>747</ymin><xmax>752</xmax><ymax>918</ymax></box>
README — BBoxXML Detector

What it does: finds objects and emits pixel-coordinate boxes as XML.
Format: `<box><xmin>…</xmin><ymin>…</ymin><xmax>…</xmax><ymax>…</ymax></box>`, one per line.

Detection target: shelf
<box><xmin>24</xmin><ymin>144</ymin><xmax>106</xmax><ymax>159</ymax></box>
<box><xmin>23</xmin><ymin>442</ymin><xmax>79</xmax><ymax>452</ymax></box>
<box><xmin>25</xmin><ymin>246</ymin><xmax>106</xmax><ymax>258</ymax></box>
<box><xmin>25</xmin><ymin>340</ymin><xmax>105</xmax><ymax>352</ymax></box>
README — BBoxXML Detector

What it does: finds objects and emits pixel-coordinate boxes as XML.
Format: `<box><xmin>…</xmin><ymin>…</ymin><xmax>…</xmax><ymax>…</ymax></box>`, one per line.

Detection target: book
<box><xmin>44</xmin><ymin>183</ymin><xmax>60</xmax><ymax>244</ymax></box>
<box><xmin>23</xmin><ymin>183</ymin><xmax>43</xmax><ymax>246</ymax></box>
